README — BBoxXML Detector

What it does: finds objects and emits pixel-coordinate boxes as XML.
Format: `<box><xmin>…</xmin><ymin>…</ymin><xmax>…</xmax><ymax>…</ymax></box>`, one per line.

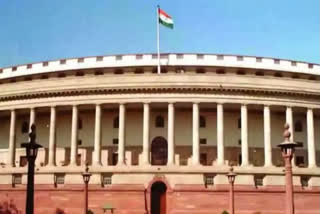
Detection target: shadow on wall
<box><xmin>0</xmin><ymin>199</ymin><xmax>22</xmax><ymax>214</ymax></box>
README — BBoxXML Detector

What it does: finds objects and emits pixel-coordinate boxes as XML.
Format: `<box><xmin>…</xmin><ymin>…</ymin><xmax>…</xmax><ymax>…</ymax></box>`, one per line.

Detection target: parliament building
<box><xmin>0</xmin><ymin>53</ymin><xmax>319</xmax><ymax>214</ymax></box>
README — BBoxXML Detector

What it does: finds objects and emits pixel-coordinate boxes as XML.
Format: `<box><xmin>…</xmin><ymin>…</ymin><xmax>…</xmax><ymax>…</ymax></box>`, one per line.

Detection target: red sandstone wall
<box><xmin>0</xmin><ymin>184</ymin><xmax>319</xmax><ymax>214</ymax></box>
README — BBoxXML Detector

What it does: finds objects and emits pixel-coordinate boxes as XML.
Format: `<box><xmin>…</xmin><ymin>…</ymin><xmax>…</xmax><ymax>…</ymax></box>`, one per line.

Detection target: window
<box><xmin>78</xmin><ymin>119</ymin><xmax>83</xmax><ymax>129</ymax></box>
<box><xmin>96</xmin><ymin>56</ymin><xmax>103</xmax><ymax>62</ymax></box>
<box><xmin>197</xmin><ymin>54</ymin><xmax>204</xmax><ymax>60</ymax></box>
<box><xmin>112</xmin><ymin>153</ymin><xmax>118</xmax><ymax>165</ymax></box>
<box><xmin>160</xmin><ymin>54</ymin><xmax>169</xmax><ymax>59</ymax></box>
<box><xmin>296</xmin><ymin>142</ymin><xmax>303</xmax><ymax>147</ymax></box>
<box><xmin>256</xmin><ymin>57</ymin><xmax>262</xmax><ymax>62</ymax></box>
<box><xmin>95</xmin><ymin>70</ymin><xmax>103</xmax><ymax>75</ymax></box>
<box><xmin>236</xmin><ymin>70</ymin><xmax>246</xmax><ymax>75</ymax></box>
<box><xmin>200</xmin><ymin>116</ymin><xmax>206</xmax><ymax>128</ymax></box>
<box><xmin>301</xmin><ymin>176</ymin><xmax>310</xmax><ymax>187</ymax></box>
<box><xmin>152</xmin><ymin>54</ymin><xmax>158</xmax><ymax>59</ymax></box>
<box><xmin>217</xmin><ymin>55</ymin><xmax>224</xmax><ymax>60</ymax></box>
<box><xmin>12</xmin><ymin>174</ymin><xmax>22</xmax><ymax>186</ymax></box>
<box><xmin>196</xmin><ymin>68</ymin><xmax>206</xmax><ymax>74</ymax></box>
<box><xmin>155</xmin><ymin>115</ymin><xmax>165</xmax><ymax>128</ymax></box>
<box><xmin>136</xmin><ymin>54</ymin><xmax>143</xmax><ymax>60</ymax></box>
<box><xmin>204</xmin><ymin>174</ymin><xmax>214</xmax><ymax>186</ymax></box>
<box><xmin>255</xmin><ymin>71</ymin><xmax>264</xmax><ymax>76</ymax></box>
<box><xmin>78</xmin><ymin>58</ymin><xmax>84</xmax><ymax>63</ymax></box>
<box><xmin>238</xmin><ymin>154</ymin><xmax>242</xmax><ymax>165</ymax></box>
<box><xmin>291</xmin><ymin>61</ymin><xmax>297</xmax><ymax>66</ymax></box>
<box><xmin>58</xmin><ymin>73</ymin><xmax>66</xmax><ymax>78</ymax></box>
<box><xmin>75</xmin><ymin>71</ymin><xmax>84</xmax><ymax>76</ymax></box>
<box><xmin>237</xmin><ymin>56</ymin><xmax>243</xmax><ymax>61</ymax></box>
<box><xmin>0</xmin><ymin>69</ymin><xmax>2</xmax><ymax>74</ymax></box>
<box><xmin>274</xmin><ymin>72</ymin><xmax>283</xmax><ymax>77</ymax></box>
<box><xmin>294</xmin><ymin>121</ymin><xmax>302</xmax><ymax>132</ymax></box>
<box><xmin>200</xmin><ymin>138</ymin><xmax>207</xmax><ymax>145</ymax></box>
<box><xmin>12</xmin><ymin>67</ymin><xmax>17</xmax><ymax>72</ymax></box>
<box><xmin>238</xmin><ymin>139</ymin><xmax>241</xmax><ymax>145</ymax></box>
<box><xmin>113</xmin><ymin>116</ymin><xmax>119</xmax><ymax>128</ymax></box>
<box><xmin>113</xmin><ymin>138</ymin><xmax>119</xmax><ymax>145</ymax></box>
<box><xmin>77</xmin><ymin>140</ymin><xmax>82</xmax><ymax>145</ymax></box>
<box><xmin>238</xmin><ymin>118</ymin><xmax>241</xmax><ymax>129</ymax></box>
<box><xmin>43</xmin><ymin>61</ymin><xmax>49</xmax><ymax>67</ymax></box>
<box><xmin>21</xmin><ymin>121</ymin><xmax>29</xmax><ymax>133</ymax></box>
<box><xmin>200</xmin><ymin>153</ymin><xmax>207</xmax><ymax>165</ymax></box>
<box><xmin>216</xmin><ymin>69</ymin><xmax>225</xmax><ymax>74</ymax></box>
<box><xmin>60</xmin><ymin>59</ymin><xmax>66</xmax><ymax>65</ymax></box>
<box><xmin>101</xmin><ymin>174</ymin><xmax>112</xmax><ymax>187</ymax></box>
<box><xmin>308</xmin><ymin>64</ymin><xmax>313</xmax><ymax>69</ymax></box>
<box><xmin>115</xmin><ymin>55</ymin><xmax>122</xmax><ymax>60</ymax></box>
<box><xmin>176</xmin><ymin>54</ymin><xmax>184</xmax><ymax>59</ymax></box>
<box><xmin>296</xmin><ymin>156</ymin><xmax>305</xmax><ymax>167</ymax></box>
<box><xmin>254</xmin><ymin>175</ymin><xmax>264</xmax><ymax>187</ymax></box>
<box><xmin>27</xmin><ymin>64</ymin><xmax>32</xmax><ymax>69</ymax></box>
<box><xmin>274</xmin><ymin>59</ymin><xmax>280</xmax><ymax>64</ymax></box>
<box><xmin>19</xmin><ymin>156</ymin><xmax>28</xmax><ymax>167</ymax></box>
<box><xmin>54</xmin><ymin>173</ymin><xmax>65</xmax><ymax>186</ymax></box>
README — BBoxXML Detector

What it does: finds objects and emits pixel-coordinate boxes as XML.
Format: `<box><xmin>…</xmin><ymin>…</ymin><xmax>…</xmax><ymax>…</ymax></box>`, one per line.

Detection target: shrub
<box><xmin>55</xmin><ymin>208</ymin><xmax>65</xmax><ymax>214</ymax></box>
<box><xmin>87</xmin><ymin>209</ymin><xmax>94</xmax><ymax>214</ymax></box>
<box><xmin>221</xmin><ymin>211</ymin><xmax>229</xmax><ymax>214</ymax></box>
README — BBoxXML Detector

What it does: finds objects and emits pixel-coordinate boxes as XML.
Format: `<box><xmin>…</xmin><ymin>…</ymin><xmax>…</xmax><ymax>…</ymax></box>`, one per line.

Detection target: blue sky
<box><xmin>0</xmin><ymin>0</ymin><xmax>319</xmax><ymax>67</ymax></box>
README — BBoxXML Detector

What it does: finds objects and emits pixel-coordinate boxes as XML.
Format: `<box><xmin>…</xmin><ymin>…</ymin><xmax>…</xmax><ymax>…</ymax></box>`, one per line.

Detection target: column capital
<box><xmin>168</xmin><ymin>101</ymin><xmax>176</xmax><ymax>105</ymax></box>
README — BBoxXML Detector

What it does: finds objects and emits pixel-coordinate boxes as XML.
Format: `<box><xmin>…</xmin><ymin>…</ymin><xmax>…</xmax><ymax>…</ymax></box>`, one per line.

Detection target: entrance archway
<box><xmin>151</xmin><ymin>137</ymin><xmax>168</xmax><ymax>165</ymax></box>
<box><xmin>151</xmin><ymin>181</ymin><xmax>167</xmax><ymax>214</ymax></box>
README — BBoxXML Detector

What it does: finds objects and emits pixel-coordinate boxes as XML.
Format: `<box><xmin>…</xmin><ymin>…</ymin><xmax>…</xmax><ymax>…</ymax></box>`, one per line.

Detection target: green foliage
<box><xmin>221</xmin><ymin>210</ymin><xmax>229</xmax><ymax>214</ymax></box>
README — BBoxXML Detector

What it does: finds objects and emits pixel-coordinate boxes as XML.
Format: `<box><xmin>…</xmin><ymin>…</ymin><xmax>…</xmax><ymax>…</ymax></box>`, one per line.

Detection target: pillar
<box><xmin>7</xmin><ymin>110</ymin><xmax>16</xmax><ymax>167</ymax></box>
<box><xmin>286</xmin><ymin>106</ymin><xmax>296</xmax><ymax>166</ymax></box>
<box><xmin>117</xmin><ymin>104</ymin><xmax>126</xmax><ymax>165</ymax></box>
<box><xmin>167</xmin><ymin>103</ymin><xmax>175</xmax><ymax>165</ymax></box>
<box><xmin>217</xmin><ymin>103</ymin><xmax>225</xmax><ymax>165</ymax></box>
<box><xmin>241</xmin><ymin>104</ymin><xmax>249</xmax><ymax>166</ymax></box>
<box><xmin>192</xmin><ymin>103</ymin><xmax>200</xmax><ymax>165</ymax></box>
<box><xmin>307</xmin><ymin>108</ymin><xmax>316</xmax><ymax>167</ymax></box>
<box><xmin>29</xmin><ymin>108</ymin><xmax>36</xmax><ymax>130</ymax></box>
<box><xmin>264</xmin><ymin>105</ymin><xmax>273</xmax><ymax>166</ymax></box>
<box><xmin>70</xmin><ymin>105</ymin><xmax>78</xmax><ymax>166</ymax></box>
<box><xmin>142</xmin><ymin>103</ymin><xmax>150</xmax><ymax>165</ymax></box>
<box><xmin>48</xmin><ymin>106</ymin><xmax>56</xmax><ymax>166</ymax></box>
<box><xmin>93</xmin><ymin>104</ymin><xmax>102</xmax><ymax>166</ymax></box>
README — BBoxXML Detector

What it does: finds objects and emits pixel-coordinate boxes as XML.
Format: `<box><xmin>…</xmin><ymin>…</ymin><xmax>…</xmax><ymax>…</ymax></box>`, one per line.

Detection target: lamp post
<box><xmin>21</xmin><ymin>124</ymin><xmax>42</xmax><ymax>214</ymax></box>
<box><xmin>82</xmin><ymin>163</ymin><xmax>91</xmax><ymax>214</ymax></box>
<box><xmin>277</xmin><ymin>123</ymin><xmax>298</xmax><ymax>214</ymax></box>
<box><xmin>227</xmin><ymin>166</ymin><xmax>236</xmax><ymax>214</ymax></box>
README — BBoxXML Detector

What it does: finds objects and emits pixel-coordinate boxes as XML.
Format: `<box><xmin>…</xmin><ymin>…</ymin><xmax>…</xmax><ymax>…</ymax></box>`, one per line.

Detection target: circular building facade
<box><xmin>0</xmin><ymin>53</ymin><xmax>319</xmax><ymax>214</ymax></box>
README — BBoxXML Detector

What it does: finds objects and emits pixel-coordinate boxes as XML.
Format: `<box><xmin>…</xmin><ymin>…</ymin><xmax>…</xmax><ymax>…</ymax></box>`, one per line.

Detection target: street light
<box><xmin>82</xmin><ymin>163</ymin><xmax>91</xmax><ymax>214</ymax></box>
<box><xmin>21</xmin><ymin>124</ymin><xmax>42</xmax><ymax>214</ymax></box>
<box><xmin>277</xmin><ymin>123</ymin><xmax>298</xmax><ymax>214</ymax></box>
<box><xmin>227</xmin><ymin>166</ymin><xmax>236</xmax><ymax>214</ymax></box>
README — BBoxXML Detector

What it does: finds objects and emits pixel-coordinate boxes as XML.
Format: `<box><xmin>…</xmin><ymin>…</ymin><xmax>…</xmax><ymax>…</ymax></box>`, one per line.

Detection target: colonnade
<box><xmin>5</xmin><ymin>103</ymin><xmax>318</xmax><ymax>168</ymax></box>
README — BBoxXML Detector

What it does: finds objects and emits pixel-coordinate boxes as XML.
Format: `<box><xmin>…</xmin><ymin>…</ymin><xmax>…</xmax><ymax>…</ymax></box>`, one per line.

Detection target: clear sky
<box><xmin>0</xmin><ymin>0</ymin><xmax>319</xmax><ymax>68</ymax></box>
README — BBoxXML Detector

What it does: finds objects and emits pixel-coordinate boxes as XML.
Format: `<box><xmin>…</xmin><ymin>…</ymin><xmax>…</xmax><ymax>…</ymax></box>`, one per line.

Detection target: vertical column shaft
<box><xmin>142</xmin><ymin>103</ymin><xmax>150</xmax><ymax>165</ymax></box>
<box><xmin>29</xmin><ymin>108</ymin><xmax>36</xmax><ymax>129</ymax></box>
<box><xmin>307</xmin><ymin>108</ymin><xmax>316</xmax><ymax>167</ymax></box>
<box><xmin>8</xmin><ymin>110</ymin><xmax>16</xmax><ymax>167</ymax></box>
<box><xmin>167</xmin><ymin>103</ymin><xmax>175</xmax><ymax>165</ymax></box>
<box><xmin>48</xmin><ymin>106</ymin><xmax>57</xmax><ymax>166</ymax></box>
<box><xmin>217</xmin><ymin>103</ymin><xmax>225</xmax><ymax>165</ymax></box>
<box><xmin>70</xmin><ymin>105</ymin><xmax>78</xmax><ymax>166</ymax></box>
<box><xmin>286</xmin><ymin>106</ymin><xmax>295</xmax><ymax>166</ymax></box>
<box><xmin>264</xmin><ymin>106</ymin><xmax>273</xmax><ymax>166</ymax></box>
<box><xmin>93</xmin><ymin>104</ymin><xmax>102</xmax><ymax>165</ymax></box>
<box><xmin>117</xmin><ymin>104</ymin><xmax>126</xmax><ymax>165</ymax></box>
<box><xmin>241</xmin><ymin>104</ymin><xmax>249</xmax><ymax>166</ymax></box>
<box><xmin>192</xmin><ymin>103</ymin><xmax>200</xmax><ymax>165</ymax></box>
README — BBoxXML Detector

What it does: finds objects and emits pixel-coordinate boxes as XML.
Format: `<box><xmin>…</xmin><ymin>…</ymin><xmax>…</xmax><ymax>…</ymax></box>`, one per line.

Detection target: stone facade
<box><xmin>0</xmin><ymin>54</ymin><xmax>319</xmax><ymax>213</ymax></box>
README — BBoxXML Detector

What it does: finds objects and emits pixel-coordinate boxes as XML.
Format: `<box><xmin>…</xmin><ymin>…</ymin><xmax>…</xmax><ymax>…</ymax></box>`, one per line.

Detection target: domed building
<box><xmin>0</xmin><ymin>53</ymin><xmax>319</xmax><ymax>214</ymax></box>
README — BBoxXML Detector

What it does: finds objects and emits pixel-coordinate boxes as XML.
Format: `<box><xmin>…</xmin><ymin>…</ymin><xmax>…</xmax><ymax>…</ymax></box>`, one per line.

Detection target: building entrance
<box><xmin>151</xmin><ymin>181</ymin><xmax>167</xmax><ymax>214</ymax></box>
<box><xmin>151</xmin><ymin>137</ymin><xmax>168</xmax><ymax>165</ymax></box>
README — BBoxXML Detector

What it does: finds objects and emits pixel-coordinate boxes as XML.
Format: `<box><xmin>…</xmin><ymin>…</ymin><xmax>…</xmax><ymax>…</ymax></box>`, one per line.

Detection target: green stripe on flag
<box><xmin>159</xmin><ymin>19</ymin><xmax>174</xmax><ymax>29</ymax></box>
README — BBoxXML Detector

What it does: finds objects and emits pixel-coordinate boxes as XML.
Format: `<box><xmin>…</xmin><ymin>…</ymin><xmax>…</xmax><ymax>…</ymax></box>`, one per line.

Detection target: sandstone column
<box><xmin>70</xmin><ymin>105</ymin><xmax>79</xmax><ymax>166</ymax></box>
<box><xmin>117</xmin><ymin>103</ymin><xmax>126</xmax><ymax>165</ymax></box>
<box><xmin>307</xmin><ymin>108</ymin><xmax>316</xmax><ymax>168</ymax></box>
<box><xmin>93</xmin><ymin>104</ymin><xmax>102</xmax><ymax>166</ymax></box>
<box><xmin>264</xmin><ymin>105</ymin><xmax>273</xmax><ymax>167</ymax></box>
<box><xmin>192</xmin><ymin>103</ymin><xmax>200</xmax><ymax>165</ymax></box>
<box><xmin>241</xmin><ymin>104</ymin><xmax>249</xmax><ymax>166</ymax></box>
<box><xmin>7</xmin><ymin>110</ymin><xmax>16</xmax><ymax>167</ymax></box>
<box><xmin>48</xmin><ymin>106</ymin><xmax>57</xmax><ymax>166</ymax></box>
<box><xmin>286</xmin><ymin>106</ymin><xmax>295</xmax><ymax>166</ymax></box>
<box><xmin>29</xmin><ymin>108</ymin><xmax>36</xmax><ymax>130</ymax></box>
<box><xmin>167</xmin><ymin>103</ymin><xmax>175</xmax><ymax>165</ymax></box>
<box><xmin>217</xmin><ymin>103</ymin><xmax>225</xmax><ymax>165</ymax></box>
<box><xmin>142</xmin><ymin>103</ymin><xmax>150</xmax><ymax>165</ymax></box>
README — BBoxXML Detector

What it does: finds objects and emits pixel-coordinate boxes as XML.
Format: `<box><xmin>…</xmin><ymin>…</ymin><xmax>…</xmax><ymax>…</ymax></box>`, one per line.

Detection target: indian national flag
<box><xmin>159</xmin><ymin>8</ymin><xmax>174</xmax><ymax>29</ymax></box>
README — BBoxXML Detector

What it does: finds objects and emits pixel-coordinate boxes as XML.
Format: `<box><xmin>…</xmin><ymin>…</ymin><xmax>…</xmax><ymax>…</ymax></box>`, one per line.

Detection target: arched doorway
<box><xmin>151</xmin><ymin>181</ymin><xmax>167</xmax><ymax>214</ymax></box>
<box><xmin>151</xmin><ymin>137</ymin><xmax>168</xmax><ymax>165</ymax></box>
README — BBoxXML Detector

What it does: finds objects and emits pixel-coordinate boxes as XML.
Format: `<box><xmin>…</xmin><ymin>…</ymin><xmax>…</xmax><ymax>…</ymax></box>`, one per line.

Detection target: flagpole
<box><xmin>157</xmin><ymin>5</ymin><xmax>161</xmax><ymax>74</ymax></box>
